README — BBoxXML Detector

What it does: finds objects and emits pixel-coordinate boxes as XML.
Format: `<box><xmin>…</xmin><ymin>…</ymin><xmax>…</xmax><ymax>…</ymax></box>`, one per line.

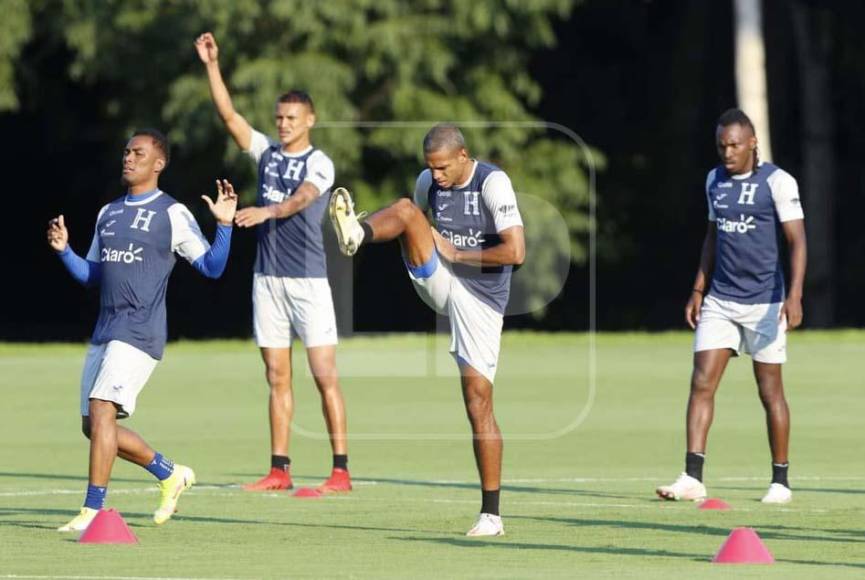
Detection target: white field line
<box><xmin>1</xmin><ymin>474</ymin><xmax>862</xmax><ymax>498</ymax></box>
<box><xmin>1</xmin><ymin>576</ymin><xmax>239</xmax><ymax>580</ymax></box>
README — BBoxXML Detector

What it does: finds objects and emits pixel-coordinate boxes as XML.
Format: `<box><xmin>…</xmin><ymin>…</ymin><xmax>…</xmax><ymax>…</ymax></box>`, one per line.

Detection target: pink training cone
<box><xmin>698</xmin><ymin>498</ymin><xmax>732</xmax><ymax>511</ymax></box>
<box><xmin>78</xmin><ymin>508</ymin><xmax>138</xmax><ymax>544</ymax></box>
<box><xmin>712</xmin><ymin>527</ymin><xmax>774</xmax><ymax>564</ymax></box>
<box><xmin>293</xmin><ymin>487</ymin><xmax>322</xmax><ymax>499</ymax></box>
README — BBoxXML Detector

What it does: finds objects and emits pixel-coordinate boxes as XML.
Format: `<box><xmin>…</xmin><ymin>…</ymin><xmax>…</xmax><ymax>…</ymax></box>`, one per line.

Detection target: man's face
<box><xmin>425</xmin><ymin>147</ymin><xmax>471</xmax><ymax>189</ymax></box>
<box><xmin>274</xmin><ymin>101</ymin><xmax>315</xmax><ymax>148</ymax></box>
<box><xmin>716</xmin><ymin>123</ymin><xmax>757</xmax><ymax>175</ymax></box>
<box><xmin>121</xmin><ymin>135</ymin><xmax>164</xmax><ymax>187</ymax></box>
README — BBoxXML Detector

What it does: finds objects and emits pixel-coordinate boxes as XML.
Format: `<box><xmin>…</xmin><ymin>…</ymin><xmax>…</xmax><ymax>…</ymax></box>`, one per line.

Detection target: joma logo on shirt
<box><xmin>717</xmin><ymin>215</ymin><xmax>756</xmax><ymax>234</ymax></box>
<box><xmin>101</xmin><ymin>243</ymin><xmax>144</xmax><ymax>264</ymax></box>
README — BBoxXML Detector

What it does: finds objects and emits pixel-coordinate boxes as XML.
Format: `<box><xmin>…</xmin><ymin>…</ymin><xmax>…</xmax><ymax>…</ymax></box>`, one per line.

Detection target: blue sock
<box><xmin>84</xmin><ymin>484</ymin><xmax>107</xmax><ymax>510</ymax></box>
<box><xmin>145</xmin><ymin>452</ymin><xmax>175</xmax><ymax>481</ymax></box>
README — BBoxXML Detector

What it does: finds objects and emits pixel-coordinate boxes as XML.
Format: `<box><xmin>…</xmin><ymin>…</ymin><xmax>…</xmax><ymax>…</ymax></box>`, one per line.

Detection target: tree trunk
<box><xmin>791</xmin><ymin>2</ymin><xmax>836</xmax><ymax>327</ymax></box>
<box><xmin>733</xmin><ymin>0</ymin><xmax>773</xmax><ymax>161</ymax></box>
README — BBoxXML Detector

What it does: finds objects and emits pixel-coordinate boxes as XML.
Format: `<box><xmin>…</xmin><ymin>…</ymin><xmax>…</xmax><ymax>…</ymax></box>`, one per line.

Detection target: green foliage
<box><xmin>5</xmin><ymin>0</ymin><xmax>595</xmax><ymax>319</ymax></box>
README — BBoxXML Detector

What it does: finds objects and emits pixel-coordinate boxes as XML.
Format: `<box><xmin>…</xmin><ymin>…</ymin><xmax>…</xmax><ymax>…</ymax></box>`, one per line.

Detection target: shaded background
<box><xmin>2</xmin><ymin>0</ymin><xmax>862</xmax><ymax>343</ymax></box>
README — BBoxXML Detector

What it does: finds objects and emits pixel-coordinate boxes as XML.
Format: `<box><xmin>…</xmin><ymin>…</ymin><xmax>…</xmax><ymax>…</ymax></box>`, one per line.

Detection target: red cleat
<box><xmin>242</xmin><ymin>468</ymin><xmax>293</xmax><ymax>491</ymax></box>
<box><xmin>317</xmin><ymin>468</ymin><xmax>352</xmax><ymax>494</ymax></box>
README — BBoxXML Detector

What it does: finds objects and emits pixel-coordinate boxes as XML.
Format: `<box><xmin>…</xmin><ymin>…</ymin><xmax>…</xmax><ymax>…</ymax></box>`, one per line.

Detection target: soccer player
<box><xmin>656</xmin><ymin>108</ymin><xmax>807</xmax><ymax>504</ymax></box>
<box><xmin>195</xmin><ymin>32</ymin><xmax>351</xmax><ymax>492</ymax></box>
<box><xmin>47</xmin><ymin>129</ymin><xmax>237</xmax><ymax>531</ymax></box>
<box><xmin>329</xmin><ymin>124</ymin><xmax>524</xmax><ymax>536</ymax></box>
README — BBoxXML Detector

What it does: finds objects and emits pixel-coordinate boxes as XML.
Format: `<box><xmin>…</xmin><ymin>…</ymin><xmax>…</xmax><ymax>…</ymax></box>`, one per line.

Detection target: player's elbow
<box><xmin>510</xmin><ymin>244</ymin><xmax>525</xmax><ymax>266</ymax></box>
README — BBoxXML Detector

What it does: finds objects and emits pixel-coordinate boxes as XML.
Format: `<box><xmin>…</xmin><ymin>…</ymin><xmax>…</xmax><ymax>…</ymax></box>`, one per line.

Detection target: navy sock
<box><xmin>685</xmin><ymin>452</ymin><xmax>705</xmax><ymax>482</ymax></box>
<box><xmin>333</xmin><ymin>455</ymin><xmax>348</xmax><ymax>470</ymax></box>
<box><xmin>145</xmin><ymin>452</ymin><xmax>175</xmax><ymax>481</ymax></box>
<box><xmin>84</xmin><ymin>484</ymin><xmax>107</xmax><ymax>510</ymax></box>
<box><xmin>481</xmin><ymin>489</ymin><xmax>500</xmax><ymax>516</ymax></box>
<box><xmin>271</xmin><ymin>455</ymin><xmax>290</xmax><ymax>472</ymax></box>
<box><xmin>772</xmin><ymin>463</ymin><xmax>789</xmax><ymax>488</ymax></box>
<box><xmin>360</xmin><ymin>222</ymin><xmax>374</xmax><ymax>246</ymax></box>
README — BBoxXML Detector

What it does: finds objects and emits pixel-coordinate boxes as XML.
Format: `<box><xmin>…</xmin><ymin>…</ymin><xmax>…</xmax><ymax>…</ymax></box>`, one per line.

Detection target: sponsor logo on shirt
<box><xmin>717</xmin><ymin>181</ymin><xmax>733</xmax><ymax>188</ymax></box>
<box><xmin>441</xmin><ymin>227</ymin><xmax>486</xmax><ymax>248</ymax></box>
<box><xmin>712</xmin><ymin>193</ymin><xmax>729</xmax><ymax>210</ymax></box>
<box><xmin>436</xmin><ymin>190</ymin><xmax>452</xmax><ymax>199</ymax></box>
<box><xmin>101</xmin><ymin>243</ymin><xmax>144</xmax><ymax>264</ymax></box>
<box><xmin>717</xmin><ymin>214</ymin><xmax>756</xmax><ymax>234</ymax></box>
<box><xmin>109</xmin><ymin>209</ymin><xmax>124</xmax><ymax>216</ymax></box>
<box><xmin>262</xmin><ymin>184</ymin><xmax>289</xmax><ymax>203</ymax></box>
<box><xmin>498</xmin><ymin>204</ymin><xmax>517</xmax><ymax>215</ymax></box>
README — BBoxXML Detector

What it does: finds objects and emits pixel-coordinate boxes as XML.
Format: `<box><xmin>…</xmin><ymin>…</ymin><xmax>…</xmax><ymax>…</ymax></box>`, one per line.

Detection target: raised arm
<box><xmin>47</xmin><ymin>214</ymin><xmax>102</xmax><ymax>287</ymax></box>
<box><xmin>685</xmin><ymin>223</ymin><xmax>716</xmax><ymax>329</ymax></box>
<box><xmin>195</xmin><ymin>32</ymin><xmax>253</xmax><ymax>151</ymax></box>
<box><xmin>780</xmin><ymin>219</ymin><xmax>806</xmax><ymax>329</ymax></box>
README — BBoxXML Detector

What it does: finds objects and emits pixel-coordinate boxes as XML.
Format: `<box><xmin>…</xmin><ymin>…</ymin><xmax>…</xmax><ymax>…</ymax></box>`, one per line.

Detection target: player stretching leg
<box><xmin>330</xmin><ymin>124</ymin><xmax>524</xmax><ymax>536</ymax></box>
<box><xmin>656</xmin><ymin>109</ymin><xmax>807</xmax><ymax>504</ymax></box>
<box><xmin>196</xmin><ymin>32</ymin><xmax>350</xmax><ymax>493</ymax></box>
<box><xmin>48</xmin><ymin>129</ymin><xmax>237</xmax><ymax>531</ymax></box>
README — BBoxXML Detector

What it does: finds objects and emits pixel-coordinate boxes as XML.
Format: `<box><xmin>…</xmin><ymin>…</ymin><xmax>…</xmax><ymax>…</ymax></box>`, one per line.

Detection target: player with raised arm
<box><xmin>656</xmin><ymin>108</ymin><xmax>807</xmax><ymax>504</ymax></box>
<box><xmin>48</xmin><ymin>129</ymin><xmax>237</xmax><ymax>531</ymax></box>
<box><xmin>329</xmin><ymin>124</ymin><xmax>525</xmax><ymax>536</ymax></box>
<box><xmin>195</xmin><ymin>32</ymin><xmax>350</xmax><ymax>493</ymax></box>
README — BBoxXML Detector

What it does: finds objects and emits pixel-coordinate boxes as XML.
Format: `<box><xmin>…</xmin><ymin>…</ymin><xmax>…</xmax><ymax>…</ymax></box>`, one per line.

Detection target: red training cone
<box><xmin>293</xmin><ymin>487</ymin><xmax>322</xmax><ymax>498</ymax></box>
<box><xmin>698</xmin><ymin>498</ymin><xmax>732</xmax><ymax>511</ymax></box>
<box><xmin>712</xmin><ymin>527</ymin><xmax>774</xmax><ymax>564</ymax></box>
<box><xmin>78</xmin><ymin>508</ymin><xmax>138</xmax><ymax>544</ymax></box>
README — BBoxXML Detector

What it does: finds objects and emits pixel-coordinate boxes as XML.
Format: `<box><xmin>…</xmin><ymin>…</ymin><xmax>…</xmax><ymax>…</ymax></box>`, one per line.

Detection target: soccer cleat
<box><xmin>329</xmin><ymin>187</ymin><xmax>366</xmax><ymax>256</ymax></box>
<box><xmin>242</xmin><ymin>467</ymin><xmax>293</xmax><ymax>491</ymax></box>
<box><xmin>761</xmin><ymin>482</ymin><xmax>792</xmax><ymax>504</ymax></box>
<box><xmin>466</xmin><ymin>513</ymin><xmax>505</xmax><ymax>537</ymax></box>
<box><xmin>57</xmin><ymin>507</ymin><xmax>98</xmax><ymax>532</ymax></box>
<box><xmin>656</xmin><ymin>472</ymin><xmax>707</xmax><ymax>501</ymax></box>
<box><xmin>153</xmin><ymin>464</ymin><xmax>196</xmax><ymax>525</ymax></box>
<box><xmin>317</xmin><ymin>468</ymin><xmax>352</xmax><ymax>494</ymax></box>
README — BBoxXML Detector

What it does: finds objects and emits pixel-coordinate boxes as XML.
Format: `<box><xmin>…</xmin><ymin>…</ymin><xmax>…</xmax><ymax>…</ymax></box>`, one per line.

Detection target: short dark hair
<box><xmin>717</xmin><ymin>108</ymin><xmax>755</xmax><ymax>133</ymax></box>
<box><xmin>276</xmin><ymin>90</ymin><xmax>315</xmax><ymax>114</ymax></box>
<box><xmin>423</xmin><ymin>124</ymin><xmax>466</xmax><ymax>154</ymax></box>
<box><xmin>132</xmin><ymin>128</ymin><xmax>170</xmax><ymax>167</ymax></box>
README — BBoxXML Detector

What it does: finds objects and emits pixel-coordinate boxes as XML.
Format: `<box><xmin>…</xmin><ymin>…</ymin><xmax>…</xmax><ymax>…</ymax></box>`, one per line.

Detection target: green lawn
<box><xmin>1</xmin><ymin>332</ymin><xmax>863</xmax><ymax>578</ymax></box>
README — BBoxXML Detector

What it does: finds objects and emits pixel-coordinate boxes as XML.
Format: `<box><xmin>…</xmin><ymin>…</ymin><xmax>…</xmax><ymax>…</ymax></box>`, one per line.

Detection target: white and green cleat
<box><xmin>153</xmin><ymin>464</ymin><xmax>196</xmax><ymax>525</ymax></box>
<box><xmin>57</xmin><ymin>507</ymin><xmax>98</xmax><ymax>532</ymax></box>
<box><xmin>329</xmin><ymin>187</ymin><xmax>366</xmax><ymax>256</ymax></box>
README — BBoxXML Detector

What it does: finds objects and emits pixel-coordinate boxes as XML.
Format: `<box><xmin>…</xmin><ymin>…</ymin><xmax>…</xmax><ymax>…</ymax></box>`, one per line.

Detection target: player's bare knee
<box><xmin>265</xmin><ymin>365</ymin><xmax>291</xmax><ymax>390</ymax></box>
<box><xmin>465</xmin><ymin>395</ymin><xmax>493</xmax><ymax>423</ymax></box>
<box><xmin>690</xmin><ymin>368</ymin><xmax>718</xmax><ymax>396</ymax></box>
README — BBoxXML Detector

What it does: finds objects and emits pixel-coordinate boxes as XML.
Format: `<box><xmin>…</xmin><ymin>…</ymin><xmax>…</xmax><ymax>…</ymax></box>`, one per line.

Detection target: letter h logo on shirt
<box><xmin>737</xmin><ymin>183</ymin><xmax>758</xmax><ymax>205</ymax></box>
<box><xmin>283</xmin><ymin>159</ymin><xmax>305</xmax><ymax>181</ymax></box>
<box><xmin>464</xmin><ymin>191</ymin><xmax>480</xmax><ymax>216</ymax></box>
<box><xmin>130</xmin><ymin>209</ymin><xmax>156</xmax><ymax>232</ymax></box>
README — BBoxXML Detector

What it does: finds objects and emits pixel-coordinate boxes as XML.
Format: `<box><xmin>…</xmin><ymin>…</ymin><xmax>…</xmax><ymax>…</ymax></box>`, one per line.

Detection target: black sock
<box><xmin>481</xmin><ymin>489</ymin><xmax>500</xmax><ymax>516</ymax></box>
<box><xmin>360</xmin><ymin>222</ymin><xmax>374</xmax><ymax>246</ymax></box>
<box><xmin>685</xmin><ymin>452</ymin><xmax>705</xmax><ymax>482</ymax></box>
<box><xmin>772</xmin><ymin>463</ymin><xmax>789</xmax><ymax>488</ymax></box>
<box><xmin>333</xmin><ymin>454</ymin><xmax>348</xmax><ymax>470</ymax></box>
<box><xmin>271</xmin><ymin>455</ymin><xmax>290</xmax><ymax>472</ymax></box>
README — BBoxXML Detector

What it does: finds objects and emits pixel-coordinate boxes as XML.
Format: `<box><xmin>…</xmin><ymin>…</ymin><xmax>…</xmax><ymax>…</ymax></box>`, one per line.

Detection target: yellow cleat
<box><xmin>153</xmin><ymin>464</ymin><xmax>196</xmax><ymax>525</ymax></box>
<box><xmin>57</xmin><ymin>507</ymin><xmax>98</xmax><ymax>532</ymax></box>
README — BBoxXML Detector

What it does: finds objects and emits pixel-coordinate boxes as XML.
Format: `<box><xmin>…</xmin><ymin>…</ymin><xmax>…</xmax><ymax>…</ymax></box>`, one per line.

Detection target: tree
<box><xmin>4</xmin><ymin>0</ymin><xmax>595</xmax><ymax>323</ymax></box>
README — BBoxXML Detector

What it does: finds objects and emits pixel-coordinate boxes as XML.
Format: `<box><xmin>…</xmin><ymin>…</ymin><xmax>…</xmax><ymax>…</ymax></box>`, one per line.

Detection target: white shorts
<box><xmin>694</xmin><ymin>294</ymin><xmax>787</xmax><ymax>363</ymax></box>
<box><xmin>253</xmin><ymin>274</ymin><xmax>338</xmax><ymax>349</ymax></box>
<box><xmin>80</xmin><ymin>340</ymin><xmax>158</xmax><ymax>418</ymax></box>
<box><xmin>407</xmin><ymin>252</ymin><xmax>504</xmax><ymax>383</ymax></box>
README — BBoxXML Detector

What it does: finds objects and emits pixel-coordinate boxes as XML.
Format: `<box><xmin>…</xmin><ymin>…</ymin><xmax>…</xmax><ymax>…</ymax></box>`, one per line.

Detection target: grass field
<box><xmin>1</xmin><ymin>332</ymin><xmax>864</xmax><ymax>579</ymax></box>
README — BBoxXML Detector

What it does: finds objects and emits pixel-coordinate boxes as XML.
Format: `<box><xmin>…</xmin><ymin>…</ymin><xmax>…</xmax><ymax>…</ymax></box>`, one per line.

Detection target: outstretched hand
<box><xmin>47</xmin><ymin>215</ymin><xmax>69</xmax><ymax>252</ymax></box>
<box><xmin>202</xmin><ymin>179</ymin><xmax>238</xmax><ymax>226</ymax></box>
<box><xmin>194</xmin><ymin>32</ymin><xmax>219</xmax><ymax>64</ymax></box>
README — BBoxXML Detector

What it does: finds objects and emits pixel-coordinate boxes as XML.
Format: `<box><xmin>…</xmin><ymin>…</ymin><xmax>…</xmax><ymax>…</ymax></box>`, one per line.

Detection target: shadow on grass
<box><xmin>394</xmin><ymin>534</ymin><xmax>865</xmax><ymax>570</ymax></box>
<box><xmin>0</xmin><ymin>471</ymin><xmax>148</xmax><ymax>484</ymax></box>
<box><xmin>510</xmin><ymin>515</ymin><xmax>865</xmax><ymax>545</ymax></box>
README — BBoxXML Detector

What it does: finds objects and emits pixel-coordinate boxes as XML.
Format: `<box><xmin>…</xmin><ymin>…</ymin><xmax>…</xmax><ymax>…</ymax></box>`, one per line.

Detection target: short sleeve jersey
<box><xmin>705</xmin><ymin>162</ymin><xmax>805</xmax><ymax>304</ymax></box>
<box><xmin>414</xmin><ymin>161</ymin><xmax>523</xmax><ymax>313</ymax></box>
<box><xmin>85</xmin><ymin>189</ymin><xmax>212</xmax><ymax>359</ymax></box>
<box><xmin>247</xmin><ymin>129</ymin><xmax>335</xmax><ymax>278</ymax></box>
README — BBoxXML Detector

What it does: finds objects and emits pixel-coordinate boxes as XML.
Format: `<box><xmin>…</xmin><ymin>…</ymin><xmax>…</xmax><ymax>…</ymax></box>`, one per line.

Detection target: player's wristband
<box><xmin>692</xmin><ymin>288</ymin><xmax>706</xmax><ymax>295</ymax></box>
